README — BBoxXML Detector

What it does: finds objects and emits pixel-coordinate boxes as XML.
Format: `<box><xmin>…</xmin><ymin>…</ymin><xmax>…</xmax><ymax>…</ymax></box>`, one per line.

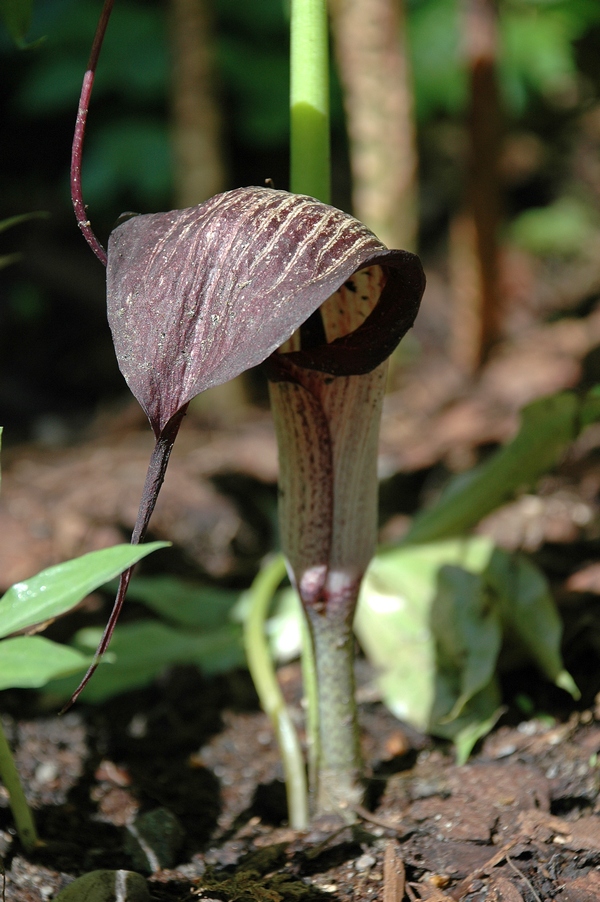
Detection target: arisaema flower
<box><xmin>69</xmin><ymin>188</ymin><xmax>425</xmax><ymax>809</ymax></box>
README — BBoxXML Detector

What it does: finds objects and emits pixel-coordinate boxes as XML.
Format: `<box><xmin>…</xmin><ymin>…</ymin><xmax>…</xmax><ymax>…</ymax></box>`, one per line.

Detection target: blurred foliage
<box><xmin>45</xmin><ymin>575</ymin><xmax>247</xmax><ymax>702</ymax></box>
<box><xmin>510</xmin><ymin>195</ymin><xmax>600</xmax><ymax>255</ymax></box>
<box><xmin>0</xmin><ymin>0</ymin><xmax>42</xmax><ymax>47</ymax></box>
<box><xmin>2</xmin><ymin>0</ymin><xmax>598</xmax><ymax>220</ymax></box>
<box><xmin>0</xmin><ymin>210</ymin><xmax>48</xmax><ymax>270</ymax></box>
<box><xmin>0</xmin><ymin>521</ymin><xmax>169</xmax><ymax>691</ymax></box>
<box><xmin>356</xmin><ymin>537</ymin><xmax>578</xmax><ymax>763</ymax></box>
<box><xmin>403</xmin><ymin>392</ymin><xmax>582</xmax><ymax>545</ymax></box>
<box><xmin>409</xmin><ymin>0</ymin><xmax>600</xmax><ymax>120</ymax></box>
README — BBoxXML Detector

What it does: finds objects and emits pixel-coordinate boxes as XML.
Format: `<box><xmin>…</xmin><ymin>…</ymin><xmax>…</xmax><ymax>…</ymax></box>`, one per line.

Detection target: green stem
<box><xmin>290</xmin><ymin>0</ymin><xmax>330</xmax><ymax>203</ymax></box>
<box><xmin>244</xmin><ymin>556</ymin><xmax>309</xmax><ymax>830</ymax></box>
<box><xmin>305</xmin><ymin>606</ymin><xmax>363</xmax><ymax>818</ymax></box>
<box><xmin>0</xmin><ymin>717</ymin><xmax>39</xmax><ymax>853</ymax></box>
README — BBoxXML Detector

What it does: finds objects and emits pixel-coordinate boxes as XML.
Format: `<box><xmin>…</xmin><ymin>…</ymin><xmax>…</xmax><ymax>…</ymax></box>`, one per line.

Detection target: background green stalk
<box><xmin>290</xmin><ymin>0</ymin><xmax>330</xmax><ymax>203</ymax></box>
<box><xmin>0</xmin><ymin>718</ymin><xmax>39</xmax><ymax>853</ymax></box>
<box><xmin>243</xmin><ymin>556</ymin><xmax>309</xmax><ymax>829</ymax></box>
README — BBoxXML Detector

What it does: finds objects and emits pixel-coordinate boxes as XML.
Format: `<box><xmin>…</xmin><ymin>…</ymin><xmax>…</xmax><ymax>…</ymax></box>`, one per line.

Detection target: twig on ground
<box><xmin>354</xmin><ymin>803</ymin><xmax>407</xmax><ymax>834</ymax></box>
<box><xmin>383</xmin><ymin>839</ymin><xmax>405</xmax><ymax>902</ymax></box>
<box><xmin>506</xmin><ymin>854</ymin><xmax>542</xmax><ymax>902</ymax></box>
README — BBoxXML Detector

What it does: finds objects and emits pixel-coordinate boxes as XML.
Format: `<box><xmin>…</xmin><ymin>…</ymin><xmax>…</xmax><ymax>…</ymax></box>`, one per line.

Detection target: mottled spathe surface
<box><xmin>107</xmin><ymin>186</ymin><xmax>424</xmax><ymax>435</ymax></box>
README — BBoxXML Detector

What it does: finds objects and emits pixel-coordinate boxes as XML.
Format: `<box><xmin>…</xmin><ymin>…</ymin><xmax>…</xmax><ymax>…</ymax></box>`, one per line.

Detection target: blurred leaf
<box><xmin>0</xmin><ymin>0</ymin><xmax>43</xmax><ymax>48</ymax></box>
<box><xmin>0</xmin><ymin>254</ymin><xmax>21</xmax><ymax>271</ymax></box>
<box><xmin>510</xmin><ymin>198</ymin><xmax>598</xmax><ymax>257</ymax></box>
<box><xmin>82</xmin><ymin>119</ymin><xmax>173</xmax><ymax>208</ymax></box>
<box><xmin>121</xmin><ymin>576</ymin><xmax>240</xmax><ymax>629</ymax></box>
<box><xmin>219</xmin><ymin>39</ymin><xmax>289</xmax><ymax>145</ymax></box>
<box><xmin>431</xmin><ymin>566</ymin><xmax>502</xmax><ymax>722</ymax></box>
<box><xmin>0</xmin><ymin>636</ymin><xmax>90</xmax><ymax>690</ymax></box>
<box><xmin>438</xmin><ymin>682</ymin><xmax>504</xmax><ymax>766</ymax></box>
<box><xmin>0</xmin><ymin>542</ymin><xmax>170</xmax><ymax>638</ymax></box>
<box><xmin>356</xmin><ymin>534</ymin><xmax>575</xmax><ymax>759</ymax></box>
<box><xmin>17</xmin><ymin>0</ymin><xmax>168</xmax><ymax>113</ymax></box>
<box><xmin>499</xmin><ymin>1</ymin><xmax>600</xmax><ymax>112</ymax></box>
<box><xmin>0</xmin><ymin>211</ymin><xmax>48</xmax><ymax>233</ymax></box>
<box><xmin>47</xmin><ymin>620</ymin><xmax>244</xmax><ymax>702</ymax></box>
<box><xmin>486</xmin><ymin>549</ymin><xmax>579</xmax><ymax>698</ymax></box>
<box><xmin>215</xmin><ymin>0</ymin><xmax>288</xmax><ymax>37</ymax></box>
<box><xmin>408</xmin><ymin>0</ymin><xmax>466</xmax><ymax>120</ymax></box>
<box><xmin>404</xmin><ymin>393</ymin><xmax>579</xmax><ymax>545</ymax></box>
<box><xmin>0</xmin><ymin>212</ymin><xmax>49</xmax><ymax>271</ymax></box>
<box><xmin>500</xmin><ymin>7</ymin><xmax>581</xmax><ymax>113</ymax></box>
<box><xmin>407</xmin><ymin>0</ymin><xmax>600</xmax><ymax>120</ymax></box>
<box><xmin>581</xmin><ymin>386</ymin><xmax>600</xmax><ymax>429</ymax></box>
<box><xmin>355</xmin><ymin>538</ymin><xmax>494</xmax><ymax>729</ymax></box>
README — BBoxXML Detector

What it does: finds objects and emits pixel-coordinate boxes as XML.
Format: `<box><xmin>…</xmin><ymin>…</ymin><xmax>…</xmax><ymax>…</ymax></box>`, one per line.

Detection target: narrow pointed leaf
<box><xmin>486</xmin><ymin>549</ymin><xmax>579</xmax><ymax>698</ymax></box>
<box><xmin>107</xmin><ymin>186</ymin><xmax>424</xmax><ymax>434</ymax></box>
<box><xmin>0</xmin><ymin>542</ymin><xmax>169</xmax><ymax>639</ymax></box>
<box><xmin>404</xmin><ymin>392</ymin><xmax>579</xmax><ymax>545</ymax></box>
<box><xmin>0</xmin><ymin>636</ymin><xmax>90</xmax><ymax>691</ymax></box>
<box><xmin>431</xmin><ymin>566</ymin><xmax>502</xmax><ymax>722</ymax></box>
<box><xmin>52</xmin><ymin>621</ymin><xmax>244</xmax><ymax>702</ymax></box>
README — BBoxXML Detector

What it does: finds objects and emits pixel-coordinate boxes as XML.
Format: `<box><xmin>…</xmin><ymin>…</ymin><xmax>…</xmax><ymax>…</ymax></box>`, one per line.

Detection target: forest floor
<box><xmin>3</xmin><ymin>252</ymin><xmax>600</xmax><ymax>899</ymax></box>
<box><xmin>2</xmin><ymin>660</ymin><xmax>600</xmax><ymax>901</ymax></box>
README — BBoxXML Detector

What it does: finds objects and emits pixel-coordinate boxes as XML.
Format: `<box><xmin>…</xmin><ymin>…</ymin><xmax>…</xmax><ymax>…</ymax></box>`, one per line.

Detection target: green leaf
<box><xmin>0</xmin><ymin>636</ymin><xmax>90</xmax><ymax>690</ymax></box>
<box><xmin>426</xmin><ymin>569</ymin><xmax>504</xmax><ymax>761</ymax></box>
<box><xmin>356</xmin><ymin>536</ymin><xmax>577</xmax><ymax>760</ymax></box>
<box><xmin>355</xmin><ymin>538</ymin><xmax>494</xmax><ymax>729</ymax></box>
<box><xmin>408</xmin><ymin>0</ymin><xmax>466</xmax><ymax>120</ymax></box>
<box><xmin>0</xmin><ymin>0</ymin><xmax>32</xmax><ymax>46</ymax></box>
<box><xmin>0</xmin><ymin>212</ymin><xmax>48</xmax><ymax>234</ymax></box>
<box><xmin>580</xmin><ymin>386</ymin><xmax>600</xmax><ymax>431</ymax></box>
<box><xmin>47</xmin><ymin>620</ymin><xmax>244</xmax><ymax>702</ymax></box>
<box><xmin>404</xmin><ymin>393</ymin><xmax>579</xmax><ymax>545</ymax></box>
<box><xmin>431</xmin><ymin>566</ymin><xmax>502</xmax><ymax>723</ymax></box>
<box><xmin>0</xmin><ymin>542</ymin><xmax>170</xmax><ymax>638</ymax></box>
<box><xmin>486</xmin><ymin>549</ymin><xmax>579</xmax><ymax>698</ymax></box>
<box><xmin>441</xmin><ymin>684</ymin><xmax>504</xmax><ymax>766</ymax></box>
<box><xmin>0</xmin><ymin>253</ymin><xmax>21</xmax><ymax>271</ymax></box>
<box><xmin>121</xmin><ymin>576</ymin><xmax>240</xmax><ymax>629</ymax></box>
<box><xmin>510</xmin><ymin>198</ymin><xmax>597</xmax><ymax>257</ymax></box>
